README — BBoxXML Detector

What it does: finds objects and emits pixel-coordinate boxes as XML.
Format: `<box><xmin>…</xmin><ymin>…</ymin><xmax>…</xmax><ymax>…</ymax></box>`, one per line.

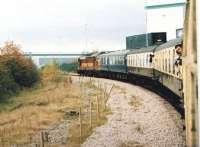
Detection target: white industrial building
<box><xmin>145</xmin><ymin>0</ymin><xmax>186</xmax><ymax>40</ymax></box>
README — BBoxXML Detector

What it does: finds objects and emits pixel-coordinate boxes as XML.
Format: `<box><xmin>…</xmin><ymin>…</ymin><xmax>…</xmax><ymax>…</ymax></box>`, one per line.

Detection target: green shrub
<box><xmin>5</xmin><ymin>58</ymin><xmax>39</xmax><ymax>87</ymax></box>
<box><xmin>0</xmin><ymin>41</ymin><xmax>40</xmax><ymax>99</ymax></box>
<box><xmin>0</xmin><ymin>66</ymin><xmax>19</xmax><ymax>99</ymax></box>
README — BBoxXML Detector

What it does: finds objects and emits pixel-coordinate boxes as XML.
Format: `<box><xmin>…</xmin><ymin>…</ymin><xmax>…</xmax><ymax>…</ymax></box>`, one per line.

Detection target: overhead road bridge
<box><xmin>24</xmin><ymin>53</ymin><xmax>86</xmax><ymax>67</ymax></box>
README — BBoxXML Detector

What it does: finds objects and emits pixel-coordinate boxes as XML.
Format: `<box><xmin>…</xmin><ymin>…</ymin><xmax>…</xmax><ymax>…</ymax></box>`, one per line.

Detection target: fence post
<box><xmin>79</xmin><ymin>107</ymin><xmax>82</xmax><ymax>143</ymax></box>
<box><xmin>90</xmin><ymin>100</ymin><xmax>92</xmax><ymax>129</ymax></box>
<box><xmin>108</xmin><ymin>84</ymin><xmax>114</xmax><ymax>98</ymax></box>
<box><xmin>40</xmin><ymin>132</ymin><xmax>44</xmax><ymax>147</ymax></box>
<box><xmin>96</xmin><ymin>96</ymin><xmax>100</xmax><ymax>122</ymax></box>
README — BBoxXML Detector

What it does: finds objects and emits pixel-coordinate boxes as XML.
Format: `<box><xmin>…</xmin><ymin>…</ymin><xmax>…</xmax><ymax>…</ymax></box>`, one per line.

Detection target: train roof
<box><xmin>79</xmin><ymin>51</ymin><xmax>107</xmax><ymax>60</ymax></box>
<box><xmin>99</xmin><ymin>50</ymin><xmax>129</xmax><ymax>57</ymax></box>
<box><xmin>127</xmin><ymin>45</ymin><xmax>157</xmax><ymax>55</ymax></box>
<box><xmin>155</xmin><ymin>37</ymin><xmax>183</xmax><ymax>51</ymax></box>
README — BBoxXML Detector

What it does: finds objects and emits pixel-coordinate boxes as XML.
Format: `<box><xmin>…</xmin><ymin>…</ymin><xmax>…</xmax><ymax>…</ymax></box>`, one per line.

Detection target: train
<box><xmin>77</xmin><ymin>0</ymin><xmax>198</xmax><ymax>146</ymax></box>
<box><xmin>78</xmin><ymin>37</ymin><xmax>183</xmax><ymax>98</ymax></box>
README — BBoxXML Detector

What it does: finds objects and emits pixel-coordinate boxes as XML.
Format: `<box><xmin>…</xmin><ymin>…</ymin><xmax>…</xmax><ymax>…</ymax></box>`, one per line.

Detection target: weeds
<box><xmin>129</xmin><ymin>95</ymin><xmax>142</xmax><ymax>111</ymax></box>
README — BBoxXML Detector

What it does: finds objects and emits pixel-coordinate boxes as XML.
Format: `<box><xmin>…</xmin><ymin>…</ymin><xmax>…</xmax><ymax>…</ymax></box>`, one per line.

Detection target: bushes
<box><xmin>5</xmin><ymin>59</ymin><xmax>39</xmax><ymax>87</ymax></box>
<box><xmin>0</xmin><ymin>67</ymin><xmax>20</xmax><ymax>98</ymax></box>
<box><xmin>41</xmin><ymin>61</ymin><xmax>60</xmax><ymax>82</ymax></box>
<box><xmin>0</xmin><ymin>41</ymin><xmax>39</xmax><ymax>99</ymax></box>
<box><xmin>60</xmin><ymin>62</ymin><xmax>78</xmax><ymax>73</ymax></box>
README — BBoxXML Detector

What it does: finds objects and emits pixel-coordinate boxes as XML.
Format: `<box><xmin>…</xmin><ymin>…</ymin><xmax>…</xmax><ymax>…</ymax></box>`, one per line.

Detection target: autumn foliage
<box><xmin>41</xmin><ymin>60</ymin><xmax>60</xmax><ymax>82</ymax></box>
<box><xmin>0</xmin><ymin>41</ymin><xmax>39</xmax><ymax>99</ymax></box>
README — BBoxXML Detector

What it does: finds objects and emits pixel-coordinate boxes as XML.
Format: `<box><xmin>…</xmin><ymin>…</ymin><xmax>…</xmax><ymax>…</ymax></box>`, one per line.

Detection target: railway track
<box><xmin>73</xmin><ymin>74</ymin><xmax>185</xmax><ymax>119</ymax></box>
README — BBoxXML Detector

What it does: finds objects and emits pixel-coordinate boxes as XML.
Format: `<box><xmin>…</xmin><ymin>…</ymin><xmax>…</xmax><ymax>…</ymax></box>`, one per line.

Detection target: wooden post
<box><xmin>40</xmin><ymin>132</ymin><xmax>44</xmax><ymax>147</ymax></box>
<box><xmin>90</xmin><ymin>100</ymin><xmax>92</xmax><ymax>129</ymax></box>
<box><xmin>108</xmin><ymin>84</ymin><xmax>114</xmax><ymax>98</ymax></box>
<box><xmin>79</xmin><ymin>108</ymin><xmax>82</xmax><ymax>142</ymax></box>
<box><xmin>96</xmin><ymin>96</ymin><xmax>100</xmax><ymax>121</ymax></box>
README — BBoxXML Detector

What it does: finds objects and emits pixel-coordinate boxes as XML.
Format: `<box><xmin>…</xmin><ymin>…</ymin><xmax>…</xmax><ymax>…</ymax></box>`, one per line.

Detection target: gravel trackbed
<box><xmin>81</xmin><ymin>78</ymin><xmax>185</xmax><ymax>147</ymax></box>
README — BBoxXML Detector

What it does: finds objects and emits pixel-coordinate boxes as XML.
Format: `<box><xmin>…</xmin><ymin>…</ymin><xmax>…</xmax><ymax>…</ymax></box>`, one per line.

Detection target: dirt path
<box><xmin>81</xmin><ymin>77</ymin><xmax>185</xmax><ymax>147</ymax></box>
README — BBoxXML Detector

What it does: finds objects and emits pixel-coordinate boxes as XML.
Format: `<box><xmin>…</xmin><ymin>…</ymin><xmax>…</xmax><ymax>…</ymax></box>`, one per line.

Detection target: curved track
<box><xmin>74</xmin><ymin>73</ymin><xmax>184</xmax><ymax>119</ymax></box>
<box><xmin>74</xmin><ymin>76</ymin><xmax>186</xmax><ymax>147</ymax></box>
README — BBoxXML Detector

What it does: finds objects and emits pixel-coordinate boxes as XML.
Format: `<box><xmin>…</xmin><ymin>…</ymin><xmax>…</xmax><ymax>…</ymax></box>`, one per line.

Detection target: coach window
<box><xmin>117</xmin><ymin>56</ymin><xmax>119</xmax><ymax>65</ymax></box>
<box><xmin>159</xmin><ymin>53</ymin><xmax>161</xmax><ymax>70</ymax></box>
<box><xmin>161</xmin><ymin>52</ymin><xmax>162</xmax><ymax>70</ymax></box>
<box><xmin>132</xmin><ymin>55</ymin><xmax>134</xmax><ymax>66</ymax></box>
<box><xmin>168</xmin><ymin>50</ymin><xmax>171</xmax><ymax>73</ymax></box>
<box><xmin>165</xmin><ymin>55</ymin><xmax>168</xmax><ymax>72</ymax></box>
<box><xmin>141</xmin><ymin>55</ymin><xmax>143</xmax><ymax>67</ymax></box>
<box><xmin>118</xmin><ymin>56</ymin><xmax>121</xmax><ymax>65</ymax></box>
<box><xmin>132</xmin><ymin>56</ymin><xmax>134</xmax><ymax>66</ymax></box>
<box><xmin>143</xmin><ymin>54</ymin><xmax>145</xmax><ymax>67</ymax></box>
<box><xmin>162</xmin><ymin>52</ymin><xmax>164</xmax><ymax>71</ymax></box>
<box><xmin>173</xmin><ymin>49</ymin><xmax>175</xmax><ymax>74</ymax></box>
<box><xmin>128</xmin><ymin>56</ymin><xmax>130</xmax><ymax>66</ymax></box>
<box><xmin>146</xmin><ymin>54</ymin><xmax>148</xmax><ymax>67</ymax></box>
<box><xmin>142</xmin><ymin>54</ymin><xmax>144</xmax><ymax>67</ymax></box>
<box><xmin>139</xmin><ymin>55</ymin><xmax>141</xmax><ymax>67</ymax></box>
<box><xmin>131</xmin><ymin>55</ymin><xmax>133</xmax><ymax>66</ymax></box>
<box><xmin>132</xmin><ymin>55</ymin><xmax>133</xmax><ymax>66</ymax></box>
<box><xmin>135</xmin><ymin>55</ymin><xmax>137</xmax><ymax>67</ymax></box>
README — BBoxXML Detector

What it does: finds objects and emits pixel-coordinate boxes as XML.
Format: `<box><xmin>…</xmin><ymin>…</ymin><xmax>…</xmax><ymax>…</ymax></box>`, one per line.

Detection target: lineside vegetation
<box><xmin>0</xmin><ymin>41</ymin><xmax>39</xmax><ymax>99</ymax></box>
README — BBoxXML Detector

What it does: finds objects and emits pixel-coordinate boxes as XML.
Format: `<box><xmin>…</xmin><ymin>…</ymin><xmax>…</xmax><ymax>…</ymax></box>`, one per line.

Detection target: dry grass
<box><xmin>129</xmin><ymin>95</ymin><xmax>143</xmax><ymax>111</ymax></box>
<box><xmin>67</xmin><ymin>77</ymin><xmax>112</xmax><ymax>147</ymax></box>
<box><xmin>119</xmin><ymin>141</ymin><xmax>143</xmax><ymax>147</ymax></box>
<box><xmin>0</xmin><ymin>75</ymin><xmax>75</xmax><ymax>146</ymax></box>
<box><xmin>0</xmin><ymin>75</ymin><xmax>111</xmax><ymax>147</ymax></box>
<box><xmin>135</xmin><ymin>124</ymin><xmax>144</xmax><ymax>134</ymax></box>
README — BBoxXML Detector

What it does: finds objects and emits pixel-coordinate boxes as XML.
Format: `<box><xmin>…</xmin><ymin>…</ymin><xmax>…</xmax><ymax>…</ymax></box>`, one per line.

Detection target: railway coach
<box><xmin>99</xmin><ymin>50</ymin><xmax>129</xmax><ymax>79</ymax></box>
<box><xmin>153</xmin><ymin>38</ymin><xmax>183</xmax><ymax>98</ymax></box>
<box><xmin>127</xmin><ymin>46</ymin><xmax>157</xmax><ymax>83</ymax></box>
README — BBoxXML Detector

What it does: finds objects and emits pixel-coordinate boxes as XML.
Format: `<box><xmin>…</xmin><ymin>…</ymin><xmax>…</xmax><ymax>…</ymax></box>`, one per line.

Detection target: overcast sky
<box><xmin>0</xmin><ymin>0</ymin><xmax>146</xmax><ymax>53</ymax></box>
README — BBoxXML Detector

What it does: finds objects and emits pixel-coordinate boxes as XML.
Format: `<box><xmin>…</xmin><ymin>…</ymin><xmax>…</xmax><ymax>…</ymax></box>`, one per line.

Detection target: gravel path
<box><xmin>81</xmin><ymin>78</ymin><xmax>185</xmax><ymax>147</ymax></box>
